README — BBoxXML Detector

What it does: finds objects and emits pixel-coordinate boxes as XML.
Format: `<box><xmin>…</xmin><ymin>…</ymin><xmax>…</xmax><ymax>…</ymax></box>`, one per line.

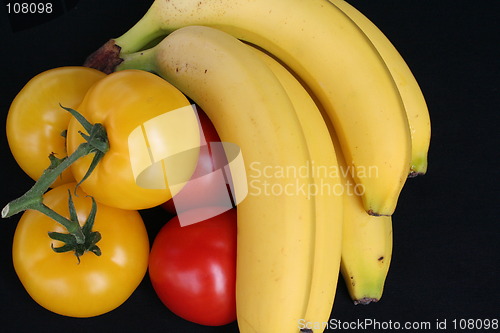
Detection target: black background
<box><xmin>0</xmin><ymin>1</ymin><xmax>498</xmax><ymax>332</ymax></box>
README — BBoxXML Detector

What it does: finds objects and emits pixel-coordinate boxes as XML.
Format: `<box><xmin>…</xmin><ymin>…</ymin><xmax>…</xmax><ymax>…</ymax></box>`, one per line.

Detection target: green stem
<box><xmin>2</xmin><ymin>143</ymin><xmax>91</xmax><ymax>219</ymax></box>
<box><xmin>38</xmin><ymin>203</ymin><xmax>85</xmax><ymax>243</ymax></box>
<box><xmin>2</xmin><ymin>106</ymin><xmax>109</xmax><ymax>250</ymax></box>
<box><xmin>114</xmin><ymin>7</ymin><xmax>166</xmax><ymax>54</ymax></box>
<box><xmin>117</xmin><ymin>47</ymin><xmax>157</xmax><ymax>72</ymax></box>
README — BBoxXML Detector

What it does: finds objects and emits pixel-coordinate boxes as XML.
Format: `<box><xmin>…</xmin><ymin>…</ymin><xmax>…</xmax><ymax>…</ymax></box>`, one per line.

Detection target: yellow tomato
<box><xmin>66</xmin><ymin>69</ymin><xmax>198</xmax><ymax>210</ymax></box>
<box><xmin>6</xmin><ymin>67</ymin><xmax>106</xmax><ymax>186</ymax></box>
<box><xmin>12</xmin><ymin>183</ymin><xmax>149</xmax><ymax>318</ymax></box>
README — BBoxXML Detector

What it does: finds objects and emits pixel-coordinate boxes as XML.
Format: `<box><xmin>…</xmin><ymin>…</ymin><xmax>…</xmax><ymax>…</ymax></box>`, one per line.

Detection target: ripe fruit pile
<box><xmin>4</xmin><ymin>0</ymin><xmax>430</xmax><ymax>332</ymax></box>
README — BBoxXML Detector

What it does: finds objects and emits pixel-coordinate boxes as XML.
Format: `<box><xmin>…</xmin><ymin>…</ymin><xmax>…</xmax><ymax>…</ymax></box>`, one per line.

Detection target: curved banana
<box><xmin>330</xmin><ymin>128</ymin><xmax>393</xmax><ymax>305</ymax></box>
<box><xmin>248</xmin><ymin>45</ymin><xmax>343</xmax><ymax>332</ymax></box>
<box><xmin>251</xmin><ymin>45</ymin><xmax>392</xmax><ymax>308</ymax></box>
<box><xmin>117</xmin><ymin>26</ymin><xmax>316</xmax><ymax>333</ymax></box>
<box><xmin>88</xmin><ymin>0</ymin><xmax>412</xmax><ymax>216</ymax></box>
<box><xmin>340</xmin><ymin>193</ymin><xmax>392</xmax><ymax>304</ymax></box>
<box><xmin>329</xmin><ymin>0</ymin><xmax>431</xmax><ymax>176</ymax></box>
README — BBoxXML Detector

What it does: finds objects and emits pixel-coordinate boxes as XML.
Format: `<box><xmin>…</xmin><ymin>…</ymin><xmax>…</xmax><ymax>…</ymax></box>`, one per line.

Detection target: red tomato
<box><xmin>162</xmin><ymin>106</ymin><xmax>229</xmax><ymax>214</ymax></box>
<box><xmin>148</xmin><ymin>207</ymin><xmax>237</xmax><ymax>326</ymax></box>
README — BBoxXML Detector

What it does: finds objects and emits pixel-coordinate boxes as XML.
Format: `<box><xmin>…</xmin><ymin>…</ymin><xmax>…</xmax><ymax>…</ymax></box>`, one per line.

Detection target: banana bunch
<box><xmin>85</xmin><ymin>0</ymin><xmax>430</xmax><ymax>332</ymax></box>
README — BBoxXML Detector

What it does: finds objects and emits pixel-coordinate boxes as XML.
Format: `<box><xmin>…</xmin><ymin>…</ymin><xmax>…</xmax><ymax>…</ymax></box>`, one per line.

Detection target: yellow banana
<box><xmin>340</xmin><ymin>196</ymin><xmax>392</xmax><ymax>304</ymax></box>
<box><xmin>87</xmin><ymin>0</ymin><xmax>412</xmax><ymax>216</ymax></box>
<box><xmin>329</xmin><ymin>125</ymin><xmax>393</xmax><ymax>305</ymax></box>
<box><xmin>117</xmin><ymin>25</ymin><xmax>316</xmax><ymax>333</ymax></box>
<box><xmin>250</xmin><ymin>44</ymin><xmax>392</xmax><ymax>308</ymax></box>
<box><xmin>329</xmin><ymin>0</ymin><xmax>431</xmax><ymax>176</ymax></box>
<box><xmin>248</xmin><ymin>45</ymin><xmax>343</xmax><ymax>332</ymax></box>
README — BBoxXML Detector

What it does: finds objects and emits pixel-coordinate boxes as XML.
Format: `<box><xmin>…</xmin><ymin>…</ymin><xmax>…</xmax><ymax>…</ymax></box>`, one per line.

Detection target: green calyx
<box><xmin>49</xmin><ymin>190</ymin><xmax>102</xmax><ymax>263</ymax></box>
<box><xmin>58</xmin><ymin>105</ymin><xmax>109</xmax><ymax>191</ymax></box>
<box><xmin>2</xmin><ymin>105</ymin><xmax>109</xmax><ymax>260</ymax></box>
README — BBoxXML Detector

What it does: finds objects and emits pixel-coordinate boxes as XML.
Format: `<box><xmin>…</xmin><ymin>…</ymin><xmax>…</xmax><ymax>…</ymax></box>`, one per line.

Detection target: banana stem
<box><xmin>117</xmin><ymin>48</ymin><xmax>157</xmax><ymax>72</ymax></box>
<box><xmin>114</xmin><ymin>7</ymin><xmax>166</xmax><ymax>54</ymax></box>
<box><xmin>84</xmin><ymin>5</ymin><xmax>165</xmax><ymax>73</ymax></box>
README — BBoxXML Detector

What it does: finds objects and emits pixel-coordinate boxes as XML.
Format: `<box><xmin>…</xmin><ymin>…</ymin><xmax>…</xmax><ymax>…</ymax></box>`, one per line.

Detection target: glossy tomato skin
<box><xmin>6</xmin><ymin>67</ymin><xmax>105</xmax><ymax>187</ymax></box>
<box><xmin>12</xmin><ymin>183</ymin><xmax>149</xmax><ymax>318</ymax></box>
<box><xmin>67</xmin><ymin>69</ymin><xmax>197</xmax><ymax>210</ymax></box>
<box><xmin>162</xmin><ymin>106</ymin><xmax>229</xmax><ymax>214</ymax></box>
<box><xmin>149</xmin><ymin>207</ymin><xmax>237</xmax><ymax>326</ymax></box>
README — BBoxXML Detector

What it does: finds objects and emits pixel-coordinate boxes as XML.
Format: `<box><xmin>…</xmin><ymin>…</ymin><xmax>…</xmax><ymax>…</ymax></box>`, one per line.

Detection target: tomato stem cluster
<box><xmin>49</xmin><ymin>191</ymin><xmax>102</xmax><ymax>263</ymax></box>
<box><xmin>2</xmin><ymin>106</ymin><xmax>109</xmax><ymax>259</ymax></box>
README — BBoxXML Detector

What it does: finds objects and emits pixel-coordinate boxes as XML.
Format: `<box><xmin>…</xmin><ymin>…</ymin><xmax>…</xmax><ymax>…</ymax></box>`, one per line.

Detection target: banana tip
<box><xmin>366</xmin><ymin>210</ymin><xmax>391</xmax><ymax>217</ymax></box>
<box><xmin>408</xmin><ymin>170</ymin><xmax>426</xmax><ymax>178</ymax></box>
<box><xmin>354</xmin><ymin>297</ymin><xmax>379</xmax><ymax>305</ymax></box>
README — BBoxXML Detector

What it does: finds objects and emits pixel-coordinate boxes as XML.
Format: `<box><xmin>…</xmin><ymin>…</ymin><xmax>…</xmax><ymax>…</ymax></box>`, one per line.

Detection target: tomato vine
<box><xmin>2</xmin><ymin>105</ymin><xmax>108</xmax><ymax>259</ymax></box>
